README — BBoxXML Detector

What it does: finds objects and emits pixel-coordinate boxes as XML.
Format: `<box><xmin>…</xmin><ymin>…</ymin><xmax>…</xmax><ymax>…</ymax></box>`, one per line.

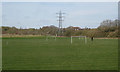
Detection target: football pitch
<box><xmin>2</xmin><ymin>37</ymin><xmax>118</xmax><ymax>70</ymax></box>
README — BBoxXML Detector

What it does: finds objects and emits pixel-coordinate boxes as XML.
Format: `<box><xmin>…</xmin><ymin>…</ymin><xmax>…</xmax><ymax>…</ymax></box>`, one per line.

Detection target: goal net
<box><xmin>71</xmin><ymin>36</ymin><xmax>87</xmax><ymax>44</ymax></box>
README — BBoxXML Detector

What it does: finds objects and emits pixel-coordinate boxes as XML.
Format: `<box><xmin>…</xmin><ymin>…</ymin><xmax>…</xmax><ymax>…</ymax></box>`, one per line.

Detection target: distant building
<box><xmin>72</xmin><ymin>27</ymin><xmax>81</xmax><ymax>31</ymax></box>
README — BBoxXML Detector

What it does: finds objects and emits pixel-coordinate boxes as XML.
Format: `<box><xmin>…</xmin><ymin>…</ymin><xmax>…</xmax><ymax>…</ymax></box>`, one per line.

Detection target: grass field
<box><xmin>2</xmin><ymin>37</ymin><xmax>118</xmax><ymax>70</ymax></box>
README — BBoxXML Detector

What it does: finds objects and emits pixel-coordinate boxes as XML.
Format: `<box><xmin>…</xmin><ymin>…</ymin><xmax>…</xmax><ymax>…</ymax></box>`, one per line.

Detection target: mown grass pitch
<box><xmin>2</xmin><ymin>37</ymin><xmax>118</xmax><ymax>70</ymax></box>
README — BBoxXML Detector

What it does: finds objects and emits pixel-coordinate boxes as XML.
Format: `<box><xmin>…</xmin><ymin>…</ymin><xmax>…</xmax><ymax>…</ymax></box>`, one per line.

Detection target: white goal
<box><xmin>71</xmin><ymin>36</ymin><xmax>87</xmax><ymax>44</ymax></box>
<box><xmin>46</xmin><ymin>34</ymin><xmax>57</xmax><ymax>41</ymax></box>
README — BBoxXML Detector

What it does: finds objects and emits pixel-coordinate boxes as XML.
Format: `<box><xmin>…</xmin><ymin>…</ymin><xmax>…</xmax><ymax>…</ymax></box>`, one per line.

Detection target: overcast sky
<box><xmin>2</xmin><ymin>2</ymin><xmax>118</xmax><ymax>29</ymax></box>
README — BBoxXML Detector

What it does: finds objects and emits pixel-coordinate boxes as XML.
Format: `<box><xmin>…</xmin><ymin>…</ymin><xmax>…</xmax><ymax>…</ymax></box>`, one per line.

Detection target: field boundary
<box><xmin>95</xmin><ymin>37</ymin><xmax>118</xmax><ymax>39</ymax></box>
<box><xmin>1</xmin><ymin>34</ymin><xmax>119</xmax><ymax>39</ymax></box>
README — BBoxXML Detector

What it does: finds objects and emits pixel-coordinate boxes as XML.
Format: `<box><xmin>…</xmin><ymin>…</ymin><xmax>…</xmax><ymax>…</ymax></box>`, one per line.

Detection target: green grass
<box><xmin>0</xmin><ymin>38</ymin><xmax>2</xmax><ymax>71</ymax></box>
<box><xmin>2</xmin><ymin>37</ymin><xmax>118</xmax><ymax>70</ymax></box>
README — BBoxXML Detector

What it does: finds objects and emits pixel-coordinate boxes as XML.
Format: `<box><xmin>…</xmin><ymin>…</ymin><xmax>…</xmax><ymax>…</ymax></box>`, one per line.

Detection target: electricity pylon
<box><xmin>56</xmin><ymin>10</ymin><xmax>65</xmax><ymax>36</ymax></box>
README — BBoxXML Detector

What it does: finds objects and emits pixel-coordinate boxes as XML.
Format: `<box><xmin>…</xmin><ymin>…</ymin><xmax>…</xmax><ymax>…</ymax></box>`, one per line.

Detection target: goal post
<box><xmin>71</xmin><ymin>36</ymin><xmax>87</xmax><ymax>44</ymax></box>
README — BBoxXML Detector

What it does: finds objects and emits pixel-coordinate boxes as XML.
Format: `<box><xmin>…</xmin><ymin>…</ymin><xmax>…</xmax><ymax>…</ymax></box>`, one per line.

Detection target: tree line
<box><xmin>1</xmin><ymin>19</ymin><xmax>119</xmax><ymax>37</ymax></box>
